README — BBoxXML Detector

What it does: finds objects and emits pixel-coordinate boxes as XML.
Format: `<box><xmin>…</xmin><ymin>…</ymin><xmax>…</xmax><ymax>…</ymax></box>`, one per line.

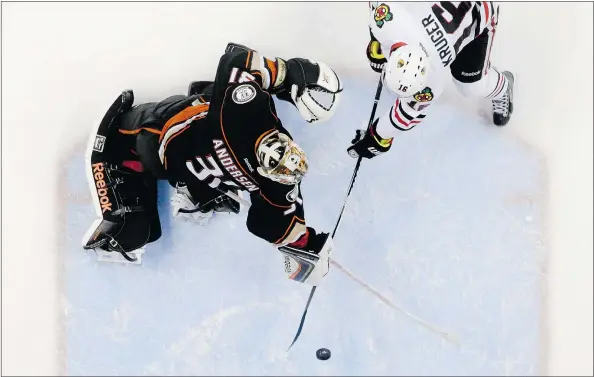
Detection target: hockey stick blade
<box><xmin>286</xmin><ymin>79</ymin><xmax>384</xmax><ymax>351</ymax></box>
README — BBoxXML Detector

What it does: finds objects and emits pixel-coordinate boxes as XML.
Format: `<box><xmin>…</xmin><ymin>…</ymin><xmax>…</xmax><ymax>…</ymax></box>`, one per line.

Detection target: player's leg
<box><xmin>450</xmin><ymin>4</ymin><xmax>514</xmax><ymax>126</ymax></box>
<box><xmin>82</xmin><ymin>91</ymin><xmax>162</xmax><ymax>264</ymax></box>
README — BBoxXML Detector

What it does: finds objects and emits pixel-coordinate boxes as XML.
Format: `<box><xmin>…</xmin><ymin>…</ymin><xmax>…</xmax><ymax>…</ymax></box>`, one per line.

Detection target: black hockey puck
<box><xmin>316</xmin><ymin>348</ymin><xmax>331</xmax><ymax>360</ymax></box>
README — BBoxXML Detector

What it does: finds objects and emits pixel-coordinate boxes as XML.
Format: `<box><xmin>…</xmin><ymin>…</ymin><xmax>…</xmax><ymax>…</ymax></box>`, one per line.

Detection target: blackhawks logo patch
<box><xmin>413</xmin><ymin>87</ymin><xmax>434</xmax><ymax>102</ymax></box>
<box><xmin>373</xmin><ymin>3</ymin><xmax>393</xmax><ymax>28</ymax></box>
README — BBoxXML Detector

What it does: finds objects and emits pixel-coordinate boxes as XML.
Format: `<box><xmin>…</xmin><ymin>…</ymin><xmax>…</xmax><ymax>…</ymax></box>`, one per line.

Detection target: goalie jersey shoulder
<box><xmin>211</xmin><ymin>81</ymin><xmax>283</xmax><ymax>185</ymax></box>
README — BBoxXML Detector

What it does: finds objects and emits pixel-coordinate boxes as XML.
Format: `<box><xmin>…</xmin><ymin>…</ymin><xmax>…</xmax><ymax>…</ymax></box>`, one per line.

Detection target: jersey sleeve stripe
<box><xmin>259</xmin><ymin>55</ymin><xmax>271</xmax><ymax>90</ymax></box>
<box><xmin>389</xmin><ymin>99</ymin><xmax>424</xmax><ymax>131</ymax></box>
<box><xmin>245</xmin><ymin>50</ymin><xmax>252</xmax><ymax>68</ymax></box>
<box><xmin>159</xmin><ymin>104</ymin><xmax>209</xmax><ymax>142</ymax></box>
<box><xmin>266</xmin><ymin>59</ymin><xmax>278</xmax><ymax>86</ymax></box>
<box><xmin>260</xmin><ymin>190</ymin><xmax>292</xmax><ymax>209</ymax></box>
<box><xmin>397</xmin><ymin>99</ymin><xmax>414</xmax><ymax>121</ymax></box>
<box><xmin>274</xmin><ymin>216</ymin><xmax>307</xmax><ymax>245</ymax></box>
<box><xmin>118</xmin><ymin>127</ymin><xmax>162</xmax><ymax>135</ymax></box>
<box><xmin>158</xmin><ymin>124</ymin><xmax>191</xmax><ymax>169</ymax></box>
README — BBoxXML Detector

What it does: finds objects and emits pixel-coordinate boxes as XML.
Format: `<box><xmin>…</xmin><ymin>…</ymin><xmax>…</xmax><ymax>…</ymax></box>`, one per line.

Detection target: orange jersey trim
<box><xmin>159</xmin><ymin>104</ymin><xmax>209</xmax><ymax>143</ymax></box>
<box><xmin>118</xmin><ymin>127</ymin><xmax>161</xmax><ymax>135</ymax></box>
<box><xmin>260</xmin><ymin>191</ymin><xmax>292</xmax><ymax>209</ymax></box>
<box><xmin>161</xmin><ymin>125</ymin><xmax>191</xmax><ymax>170</ymax></box>
<box><xmin>274</xmin><ymin>216</ymin><xmax>306</xmax><ymax>245</ymax></box>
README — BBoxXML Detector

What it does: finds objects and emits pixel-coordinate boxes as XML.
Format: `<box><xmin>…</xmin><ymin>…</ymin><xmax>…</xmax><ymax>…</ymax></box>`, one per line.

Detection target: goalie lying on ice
<box><xmin>81</xmin><ymin>43</ymin><xmax>341</xmax><ymax>286</ymax></box>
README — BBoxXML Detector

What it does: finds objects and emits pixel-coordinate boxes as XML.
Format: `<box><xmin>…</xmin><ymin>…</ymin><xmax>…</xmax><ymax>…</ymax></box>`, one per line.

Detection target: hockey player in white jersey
<box><xmin>348</xmin><ymin>1</ymin><xmax>514</xmax><ymax>160</ymax></box>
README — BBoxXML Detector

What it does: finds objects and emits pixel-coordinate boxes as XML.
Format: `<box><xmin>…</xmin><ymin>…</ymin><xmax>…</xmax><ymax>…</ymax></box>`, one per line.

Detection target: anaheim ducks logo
<box><xmin>413</xmin><ymin>87</ymin><xmax>434</xmax><ymax>102</ymax></box>
<box><xmin>374</xmin><ymin>3</ymin><xmax>393</xmax><ymax>28</ymax></box>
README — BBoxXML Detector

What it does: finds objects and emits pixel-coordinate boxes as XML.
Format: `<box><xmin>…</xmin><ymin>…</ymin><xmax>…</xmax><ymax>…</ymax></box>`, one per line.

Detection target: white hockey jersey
<box><xmin>369</xmin><ymin>1</ymin><xmax>497</xmax><ymax>139</ymax></box>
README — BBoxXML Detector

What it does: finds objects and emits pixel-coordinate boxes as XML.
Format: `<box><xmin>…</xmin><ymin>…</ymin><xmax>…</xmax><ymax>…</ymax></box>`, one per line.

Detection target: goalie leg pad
<box><xmin>84</xmin><ymin>90</ymin><xmax>162</xmax><ymax>264</ymax></box>
<box><xmin>82</xmin><ymin>162</ymin><xmax>161</xmax><ymax>261</ymax></box>
<box><xmin>279</xmin><ymin>234</ymin><xmax>334</xmax><ymax>286</ymax></box>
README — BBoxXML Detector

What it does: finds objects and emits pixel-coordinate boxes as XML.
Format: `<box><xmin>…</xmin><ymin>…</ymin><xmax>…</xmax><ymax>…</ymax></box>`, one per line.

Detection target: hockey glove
<box><xmin>347</xmin><ymin>119</ymin><xmax>393</xmax><ymax>159</ymax></box>
<box><xmin>278</xmin><ymin>227</ymin><xmax>334</xmax><ymax>286</ymax></box>
<box><xmin>276</xmin><ymin>58</ymin><xmax>343</xmax><ymax>124</ymax></box>
<box><xmin>367</xmin><ymin>30</ymin><xmax>386</xmax><ymax>73</ymax></box>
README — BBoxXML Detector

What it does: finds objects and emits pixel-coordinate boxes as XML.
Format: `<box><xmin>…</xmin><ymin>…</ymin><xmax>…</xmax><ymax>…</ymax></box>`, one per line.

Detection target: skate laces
<box><xmin>492</xmin><ymin>92</ymin><xmax>509</xmax><ymax>116</ymax></box>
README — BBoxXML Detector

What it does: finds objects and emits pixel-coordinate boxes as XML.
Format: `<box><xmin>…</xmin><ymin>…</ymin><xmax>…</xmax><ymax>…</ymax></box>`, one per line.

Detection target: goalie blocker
<box><xmin>279</xmin><ymin>228</ymin><xmax>334</xmax><ymax>286</ymax></box>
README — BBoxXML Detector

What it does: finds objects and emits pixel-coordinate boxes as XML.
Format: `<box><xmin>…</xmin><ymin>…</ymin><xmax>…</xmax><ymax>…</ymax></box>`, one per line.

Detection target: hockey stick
<box><xmin>329</xmin><ymin>259</ymin><xmax>460</xmax><ymax>345</ymax></box>
<box><xmin>286</xmin><ymin>79</ymin><xmax>384</xmax><ymax>351</ymax></box>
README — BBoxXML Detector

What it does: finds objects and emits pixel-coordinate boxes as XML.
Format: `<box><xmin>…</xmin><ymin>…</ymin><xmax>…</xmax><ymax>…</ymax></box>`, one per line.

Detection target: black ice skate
<box><xmin>492</xmin><ymin>71</ymin><xmax>514</xmax><ymax>126</ymax></box>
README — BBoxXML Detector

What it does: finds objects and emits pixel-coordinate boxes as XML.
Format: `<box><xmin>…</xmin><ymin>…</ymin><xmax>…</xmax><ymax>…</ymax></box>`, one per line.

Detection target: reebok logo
<box><xmin>461</xmin><ymin>71</ymin><xmax>481</xmax><ymax>76</ymax></box>
<box><xmin>243</xmin><ymin>158</ymin><xmax>255</xmax><ymax>173</ymax></box>
<box><xmin>92</xmin><ymin>163</ymin><xmax>113</xmax><ymax>213</ymax></box>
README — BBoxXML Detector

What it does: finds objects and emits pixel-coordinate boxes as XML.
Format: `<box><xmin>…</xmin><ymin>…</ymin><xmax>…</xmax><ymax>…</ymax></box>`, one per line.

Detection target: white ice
<box><xmin>1</xmin><ymin>2</ymin><xmax>592</xmax><ymax>376</ymax></box>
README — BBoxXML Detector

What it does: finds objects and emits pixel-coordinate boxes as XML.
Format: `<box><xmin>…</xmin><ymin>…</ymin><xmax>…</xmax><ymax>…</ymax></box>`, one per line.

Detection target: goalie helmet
<box><xmin>382</xmin><ymin>42</ymin><xmax>429</xmax><ymax>97</ymax></box>
<box><xmin>256</xmin><ymin>131</ymin><xmax>308</xmax><ymax>185</ymax></box>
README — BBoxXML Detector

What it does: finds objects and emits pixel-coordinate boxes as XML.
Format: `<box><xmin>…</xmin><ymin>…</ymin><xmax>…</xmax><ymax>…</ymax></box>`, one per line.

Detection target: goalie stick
<box><xmin>286</xmin><ymin>78</ymin><xmax>384</xmax><ymax>351</ymax></box>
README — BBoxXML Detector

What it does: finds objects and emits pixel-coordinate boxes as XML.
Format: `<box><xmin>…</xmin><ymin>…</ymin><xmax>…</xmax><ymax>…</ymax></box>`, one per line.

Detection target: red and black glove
<box><xmin>287</xmin><ymin>227</ymin><xmax>330</xmax><ymax>254</ymax></box>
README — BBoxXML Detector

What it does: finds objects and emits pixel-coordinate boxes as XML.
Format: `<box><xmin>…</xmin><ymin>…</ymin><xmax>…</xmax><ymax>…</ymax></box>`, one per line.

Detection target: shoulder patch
<box><xmin>373</xmin><ymin>3</ymin><xmax>393</xmax><ymax>28</ymax></box>
<box><xmin>232</xmin><ymin>84</ymin><xmax>257</xmax><ymax>104</ymax></box>
<box><xmin>413</xmin><ymin>87</ymin><xmax>434</xmax><ymax>102</ymax></box>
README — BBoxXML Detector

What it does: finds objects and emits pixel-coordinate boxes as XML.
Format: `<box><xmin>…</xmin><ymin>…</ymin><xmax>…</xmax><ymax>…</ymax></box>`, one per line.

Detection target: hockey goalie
<box><xmin>82</xmin><ymin>43</ymin><xmax>343</xmax><ymax>286</ymax></box>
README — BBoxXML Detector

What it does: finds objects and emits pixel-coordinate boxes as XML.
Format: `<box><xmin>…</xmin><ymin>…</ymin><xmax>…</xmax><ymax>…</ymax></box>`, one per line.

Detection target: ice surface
<box><xmin>63</xmin><ymin>80</ymin><xmax>546</xmax><ymax>375</ymax></box>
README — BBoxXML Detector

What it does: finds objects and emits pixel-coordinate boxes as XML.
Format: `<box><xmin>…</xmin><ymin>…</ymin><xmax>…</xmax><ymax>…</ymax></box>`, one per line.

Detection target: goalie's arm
<box><xmin>210</xmin><ymin>43</ymin><xmax>343</xmax><ymax>124</ymax></box>
<box><xmin>245</xmin><ymin>182</ymin><xmax>308</xmax><ymax>246</ymax></box>
<box><xmin>209</xmin><ymin>46</ymin><xmax>289</xmax><ymax>117</ymax></box>
<box><xmin>245</xmin><ymin>183</ymin><xmax>333</xmax><ymax>286</ymax></box>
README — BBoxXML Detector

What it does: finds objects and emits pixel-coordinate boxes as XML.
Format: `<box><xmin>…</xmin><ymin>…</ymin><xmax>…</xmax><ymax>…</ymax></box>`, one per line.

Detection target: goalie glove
<box><xmin>278</xmin><ymin>227</ymin><xmax>334</xmax><ymax>286</ymax></box>
<box><xmin>276</xmin><ymin>58</ymin><xmax>343</xmax><ymax>124</ymax></box>
<box><xmin>366</xmin><ymin>29</ymin><xmax>387</xmax><ymax>73</ymax></box>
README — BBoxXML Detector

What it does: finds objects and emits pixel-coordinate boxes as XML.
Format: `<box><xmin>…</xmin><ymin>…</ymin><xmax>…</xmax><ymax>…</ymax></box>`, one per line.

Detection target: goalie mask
<box><xmin>256</xmin><ymin>131</ymin><xmax>308</xmax><ymax>185</ymax></box>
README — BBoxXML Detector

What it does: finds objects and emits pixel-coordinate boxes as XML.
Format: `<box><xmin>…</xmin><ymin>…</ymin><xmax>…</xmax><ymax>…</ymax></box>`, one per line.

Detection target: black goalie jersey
<box><xmin>159</xmin><ymin>49</ymin><xmax>308</xmax><ymax>246</ymax></box>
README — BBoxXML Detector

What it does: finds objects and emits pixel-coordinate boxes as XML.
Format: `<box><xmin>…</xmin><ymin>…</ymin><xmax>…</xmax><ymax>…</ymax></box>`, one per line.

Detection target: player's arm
<box><xmin>210</xmin><ymin>42</ymin><xmax>342</xmax><ymax>124</ymax></box>
<box><xmin>246</xmin><ymin>182</ymin><xmax>333</xmax><ymax>286</ymax></box>
<box><xmin>377</xmin><ymin>96</ymin><xmax>431</xmax><ymax>136</ymax></box>
<box><xmin>246</xmin><ymin>181</ymin><xmax>307</xmax><ymax>246</ymax></box>
<box><xmin>347</xmin><ymin>95</ymin><xmax>433</xmax><ymax>159</ymax></box>
<box><xmin>208</xmin><ymin>44</ymin><xmax>287</xmax><ymax>114</ymax></box>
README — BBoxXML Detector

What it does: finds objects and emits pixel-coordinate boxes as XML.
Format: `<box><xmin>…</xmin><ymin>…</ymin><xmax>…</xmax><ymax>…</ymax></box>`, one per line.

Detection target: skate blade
<box><xmin>93</xmin><ymin>248</ymin><xmax>144</xmax><ymax>265</ymax></box>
